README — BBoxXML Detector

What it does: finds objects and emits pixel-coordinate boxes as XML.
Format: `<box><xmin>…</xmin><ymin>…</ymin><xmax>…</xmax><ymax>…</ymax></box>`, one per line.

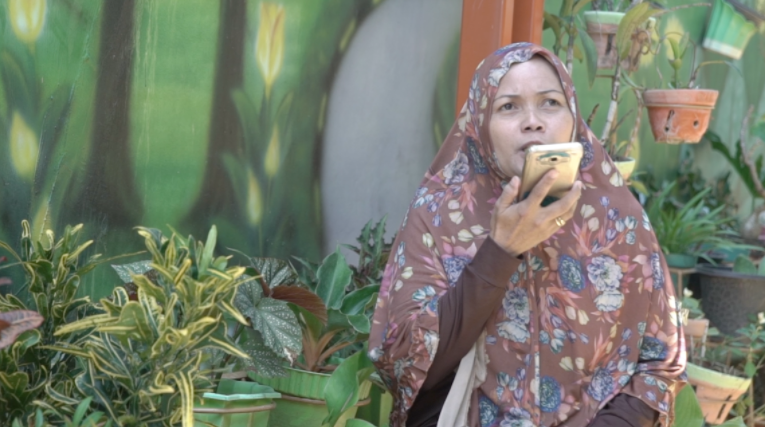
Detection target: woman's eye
<box><xmin>544</xmin><ymin>99</ymin><xmax>562</xmax><ymax>107</ymax></box>
<box><xmin>499</xmin><ymin>102</ymin><xmax>515</xmax><ymax>111</ymax></box>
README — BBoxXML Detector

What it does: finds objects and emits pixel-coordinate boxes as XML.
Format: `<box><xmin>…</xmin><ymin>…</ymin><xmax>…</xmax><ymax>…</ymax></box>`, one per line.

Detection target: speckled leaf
<box><xmin>249</xmin><ymin>258</ymin><xmax>300</xmax><ymax>289</ymax></box>
<box><xmin>250</xmin><ymin>298</ymin><xmax>301</xmax><ymax>360</ymax></box>
<box><xmin>235</xmin><ymin>276</ymin><xmax>265</xmax><ymax>315</ymax></box>
<box><xmin>240</xmin><ymin>328</ymin><xmax>287</xmax><ymax>378</ymax></box>
<box><xmin>111</xmin><ymin>261</ymin><xmax>152</xmax><ymax>284</ymax></box>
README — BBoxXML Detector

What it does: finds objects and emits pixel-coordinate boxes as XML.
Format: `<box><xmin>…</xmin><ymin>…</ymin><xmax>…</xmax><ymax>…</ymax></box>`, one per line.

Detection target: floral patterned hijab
<box><xmin>368</xmin><ymin>43</ymin><xmax>685</xmax><ymax>427</ymax></box>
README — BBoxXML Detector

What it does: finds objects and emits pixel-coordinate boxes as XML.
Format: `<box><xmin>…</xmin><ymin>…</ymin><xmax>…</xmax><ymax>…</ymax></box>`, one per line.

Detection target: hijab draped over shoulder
<box><xmin>368</xmin><ymin>43</ymin><xmax>686</xmax><ymax>427</ymax></box>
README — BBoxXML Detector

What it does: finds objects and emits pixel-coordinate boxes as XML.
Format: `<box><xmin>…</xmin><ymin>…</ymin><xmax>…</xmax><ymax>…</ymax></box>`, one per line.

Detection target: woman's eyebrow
<box><xmin>495</xmin><ymin>89</ymin><xmax>564</xmax><ymax>100</ymax></box>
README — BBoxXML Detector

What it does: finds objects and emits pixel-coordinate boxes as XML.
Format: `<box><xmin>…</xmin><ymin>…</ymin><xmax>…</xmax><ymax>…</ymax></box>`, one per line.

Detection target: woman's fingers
<box><xmin>524</xmin><ymin>169</ymin><xmax>560</xmax><ymax>208</ymax></box>
<box><xmin>495</xmin><ymin>176</ymin><xmax>521</xmax><ymax>212</ymax></box>
<box><xmin>542</xmin><ymin>181</ymin><xmax>583</xmax><ymax>224</ymax></box>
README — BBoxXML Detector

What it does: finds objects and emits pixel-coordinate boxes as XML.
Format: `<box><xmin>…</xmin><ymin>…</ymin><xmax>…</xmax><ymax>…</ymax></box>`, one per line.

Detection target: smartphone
<box><xmin>519</xmin><ymin>142</ymin><xmax>583</xmax><ymax>206</ymax></box>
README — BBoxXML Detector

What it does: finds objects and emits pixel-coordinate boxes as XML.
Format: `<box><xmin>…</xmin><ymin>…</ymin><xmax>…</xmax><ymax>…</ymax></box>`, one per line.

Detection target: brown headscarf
<box><xmin>368</xmin><ymin>43</ymin><xmax>686</xmax><ymax>427</ymax></box>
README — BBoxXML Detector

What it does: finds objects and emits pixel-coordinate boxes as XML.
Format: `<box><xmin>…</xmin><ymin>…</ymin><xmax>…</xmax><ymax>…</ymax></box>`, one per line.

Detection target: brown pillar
<box><xmin>455</xmin><ymin>0</ymin><xmax>546</xmax><ymax>113</ymax></box>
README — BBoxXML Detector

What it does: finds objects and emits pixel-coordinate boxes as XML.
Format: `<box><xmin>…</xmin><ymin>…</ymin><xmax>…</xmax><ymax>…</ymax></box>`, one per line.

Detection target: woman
<box><xmin>368</xmin><ymin>43</ymin><xmax>685</xmax><ymax>427</ymax></box>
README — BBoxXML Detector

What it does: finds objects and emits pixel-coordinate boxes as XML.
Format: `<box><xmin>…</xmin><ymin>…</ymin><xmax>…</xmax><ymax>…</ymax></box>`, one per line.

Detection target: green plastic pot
<box><xmin>354</xmin><ymin>384</ymin><xmax>393</xmax><ymax>427</ymax></box>
<box><xmin>193</xmin><ymin>379</ymin><xmax>281</xmax><ymax>427</ymax></box>
<box><xmin>250</xmin><ymin>367</ymin><xmax>373</xmax><ymax>427</ymax></box>
<box><xmin>703</xmin><ymin>0</ymin><xmax>758</xmax><ymax>59</ymax></box>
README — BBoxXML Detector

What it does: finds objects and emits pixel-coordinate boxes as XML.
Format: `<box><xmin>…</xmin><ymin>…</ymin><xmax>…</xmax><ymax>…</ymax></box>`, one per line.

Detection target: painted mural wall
<box><xmin>0</xmin><ymin>0</ymin><xmax>462</xmax><ymax>298</ymax></box>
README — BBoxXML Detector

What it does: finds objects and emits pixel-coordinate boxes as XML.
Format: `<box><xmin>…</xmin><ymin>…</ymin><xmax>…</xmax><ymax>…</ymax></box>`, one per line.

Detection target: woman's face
<box><xmin>488</xmin><ymin>56</ymin><xmax>575</xmax><ymax>178</ymax></box>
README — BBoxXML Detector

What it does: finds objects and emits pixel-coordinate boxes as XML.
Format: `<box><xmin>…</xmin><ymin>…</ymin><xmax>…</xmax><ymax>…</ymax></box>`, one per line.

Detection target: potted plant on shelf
<box><xmin>583</xmin><ymin>0</ymin><xmax>658</xmax><ymax>71</ymax></box>
<box><xmin>703</xmin><ymin>0</ymin><xmax>765</xmax><ymax>60</ymax></box>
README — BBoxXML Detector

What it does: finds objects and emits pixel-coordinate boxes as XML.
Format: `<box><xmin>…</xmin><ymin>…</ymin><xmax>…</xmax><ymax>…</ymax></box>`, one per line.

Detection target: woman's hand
<box><xmin>490</xmin><ymin>170</ymin><xmax>582</xmax><ymax>257</ymax></box>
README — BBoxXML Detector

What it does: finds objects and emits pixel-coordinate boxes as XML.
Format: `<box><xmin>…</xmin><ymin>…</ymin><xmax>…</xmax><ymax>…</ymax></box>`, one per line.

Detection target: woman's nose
<box><xmin>522</xmin><ymin>111</ymin><xmax>545</xmax><ymax>132</ymax></box>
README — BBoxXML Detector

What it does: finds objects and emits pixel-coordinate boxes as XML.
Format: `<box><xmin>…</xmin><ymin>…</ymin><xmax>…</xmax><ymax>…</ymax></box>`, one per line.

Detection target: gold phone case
<box><xmin>519</xmin><ymin>142</ymin><xmax>583</xmax><ymax>201</ymax></box>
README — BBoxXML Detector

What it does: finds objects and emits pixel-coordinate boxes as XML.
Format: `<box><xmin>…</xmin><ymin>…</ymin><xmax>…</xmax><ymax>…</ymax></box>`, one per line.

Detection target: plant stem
<box><xmin>625</xmin><ymin>88</ymin><xmax>643</xmax><ymax>158</ymax></box>
<box><xmin>566</xmin><ymin>22</ymin><xmax>576</xmax><ymax>77</ymax></box>
<box><xmin>739</xmin><ymin>106</ymin><xmax>765</xmax><ymax>200</ymax></box>
<box><xmin>601</xmin><ymin>60</ymin><xmax>622</xmax><ymax>144</ymax></box>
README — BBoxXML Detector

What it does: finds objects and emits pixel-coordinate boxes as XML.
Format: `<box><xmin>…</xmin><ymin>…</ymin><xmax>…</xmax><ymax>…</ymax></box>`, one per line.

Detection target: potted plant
<box><xmin>583</xmin><ymin>0</ymin><xmax>658</xmax><ymax>71</ymax></box>
<box><xmin>697</xmin><ymin>255</ymin><xmax>765</xmax><ymax>335</ymax></box>
<box><xmin>645</xmin><ymin>180</ymin><xmax>749</xmax><ymax>269</ymax></box>
<box><xmin>52</xmin><ymin>225</ymin><xmax>259</xmax><ymax>427</ymax></box>
<box><xmin>246</xmin><ymin>247</ymin><xmax>379</xmax><ymax>427</ymax></box>
<box><xmin>706</xmin><ymin>110</ymin><xmax>765</xmax><ymax>243</ymax></box>
<box><xmin>681</xmin><ymin>291</ymin><xmax>712</xmax><ymax>356</ymax></box>
<box><xmin>703</xmin><ymin>0</ymin><xmax>764</xmax><ymax>60</ymax></box>
<box><xmin>641</xmin><ymin>31</ymin><xmax>733</xmax><ymax>144</ymax></box>
<box><xmin>687</xmin><ymin>321</ymin><xmax>765</xmax><ymax>425</ymax></box>
<box><xmin>0</xmin><ymin>220</ymin><xmax>110</xmax><ymax>425</ymax></box>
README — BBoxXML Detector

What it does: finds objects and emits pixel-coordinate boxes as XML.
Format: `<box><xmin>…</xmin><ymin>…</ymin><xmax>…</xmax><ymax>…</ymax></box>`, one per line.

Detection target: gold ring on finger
<box><xmin>555</xmin><ymin>217</ymin><xmax>565</xmax><ymax>227</ymax></box>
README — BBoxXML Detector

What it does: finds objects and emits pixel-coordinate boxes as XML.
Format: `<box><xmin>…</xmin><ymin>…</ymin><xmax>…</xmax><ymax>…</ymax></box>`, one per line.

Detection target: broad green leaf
<box><xmin>250</xmin><ymin>297</ymin><xmax>302</xmax><ymax>360</ymax></box>
<box><xmin>347</xmin><ymin>314</ymin><xmax>371</xmax><ymax>334</ymax></box>
<box><xmin>672</xmin><ymin>385</ymin><xmax>704</xmax><ymax>427</ymax></box>
<box><xmin>340</xmin><ymin>285</ymin><xmax>379</xmax><ymax>316</ymax></box>
<box><xmin>0</xmin><ymin>309</ymin><xmax>44</xmax><ymax>350</ymax></box>
<box><xmin>326</xmin><ymin>309</ymin><xmax>353</xmax><ymax>333</ymax></box>
<box><xmin>235</xmin><ymin>276</ymin><xmax>265</xmax><ymax>319</ymax></box>
<box><xmin>322</xmin><ymin>350</ymin><xmax>375</xmax><ymax>427</ymax></box>
<box><xmin>571</xmin><ymin>0</ymin><xmax>594</xmax><ymax>16</ymax></box>
<box><xmin>0</xmin><ymin>371</ymin><xmax>29</xmax><ymax>394</ymax></box>
<box><xmin>111</xmin><ymin>261</ymin><xmax>152</xmax><ymax>284</ymax></box>
<box><xmin>288</xmin><ymin>303</ymin><xmax>323</xmax><ymax>341</ymax></box>
<box><xmin>733</xmin><ymin>255</ymin><xmax>757</xmax><ymax>275</ymax></box>
<box><xmin>745</xmin><ymin>360</ymin><xmax>757</xmax><ymax>378</ymax></box>
<box><xmin>577</xmin><ymin>24</ymin><xmax>598</xmax><ymax>88</ymax></box>
<box><xmin>316</xmin><ymin>249</ymin><xmax>352</xmax><ymax>310</ymax></box>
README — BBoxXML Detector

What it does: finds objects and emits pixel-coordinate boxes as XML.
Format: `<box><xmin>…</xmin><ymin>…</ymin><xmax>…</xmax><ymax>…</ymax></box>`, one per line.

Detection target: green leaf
<box><xmin>347</xmin><ymin>314</ymin><xmax>371</xmax><ymax>334</ymax></box>
<box><xmin>289</xmin><ymin>303</ymin><xmax>323</xmax><ymax>340</ymax></box>
<box><xmin>198</xmin><ymin>225</ymin><xmax>217</xmax><ymax>278</ymax></box>
<box><xmin>111</xmin><ymin>261</ymin><xmax>152</xmax><ymax>284</ymax></box>
<box><xmin>745</xmin><ymin>360</ymin><xmax>757</xmax><ymax>377</ymax></box>
<box><xmin>733</xmin><ymin>255</ymin><xmax>757</xmax><ymax>275</ymax></box>
<box><xmin>72</xmin><ymin>396</ymin><xmax>94</xmax><ymax>427</ymax></box>
<box><xmin>577</xmin><ymin>24</ymin><xmax>598</xmax><ymax>88</ymax></box>
<box><xmin>340</xmin><ymin>285</ymin><xmax>380</xmax><ymax>315</ymax></box>
<box><xmin>247</xmin><ymin>257</ymin><xmax>300</xmax><ymax>288</ymax></box>
<box><xmin>672</xmin><ymin>384</ymin><xmax>704</xmax><ymax>427</ymax></box>
<box><xmin>241</xmin><ymin>328</ymin><xmax>288</xmax><ymax>378</ymax></box>
<box><xmin>316</xmin><ymin>249</ymin><xmax>352</xmax><ymax>310</ymax></box>
<box><xmin>717</xmin><ymin>417</ymin><xmax>747</xmax><ymax>427</ymax></box>
<box><xmin>615</xmin><ymin>2</ymin><xmax>661</xmax><ymax>60</ymax></box>
<box><xmin>571</xmin><ymin>0</ymin><xmax>594</xmax><ymax>16</ymax></box>
<box><xmin>322</xmin><ymin>350</ymin><xmax>375</xmax><ymax>427</ymax></box>
<box><xmin>248</xmin><ymin>297</ymin><xmax>302</xmax><ymax>360</ymax></box>
<box><xmin>235</xmin><ymin>275</ymin><xmax>265</xmax><ymax>318</ymax></box>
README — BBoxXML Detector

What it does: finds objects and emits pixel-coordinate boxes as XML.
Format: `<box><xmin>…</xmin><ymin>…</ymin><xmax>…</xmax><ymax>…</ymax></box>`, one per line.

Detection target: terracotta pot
<box><xmin>584</xmin><ymin>11</ymin><xmax>624</xmax><ymax>69</ymax></box>
<box><xmin>643</xmin><ymin>89</ymin><xmax>719</xmax><ymax>144</ymax></box>
<box><xmin>686</xmin><ymin>363</ymin><xmax>752</xmax><ymax>425</ymax></box>
<box><xmin>684</xmin><ymin>318</ymin><xmax>709</xmax><ymax>340</ymax></box>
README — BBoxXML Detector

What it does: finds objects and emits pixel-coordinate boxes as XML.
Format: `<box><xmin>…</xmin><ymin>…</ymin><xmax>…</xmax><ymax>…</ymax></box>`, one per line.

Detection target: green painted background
<box><xmin>0</xmin><ymin>0</ymin><xmax>383</xmax><ymax>298</ymax></box>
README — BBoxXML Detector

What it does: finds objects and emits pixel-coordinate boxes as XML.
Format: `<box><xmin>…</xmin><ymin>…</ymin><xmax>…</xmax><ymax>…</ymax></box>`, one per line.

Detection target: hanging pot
<box><xmin>643</xmin><ymin>89</ymin><xmax>719</xmax><ymax>144</ymax></box>
<box><xmin>703</xmin><ymin>0</ymin><xmax>761</xmax><ymax>60</ymax></box>
<box><xmin>583</xmin><ymin>11</ymin><xmax>625</xmax><ymax>69</ymax></box>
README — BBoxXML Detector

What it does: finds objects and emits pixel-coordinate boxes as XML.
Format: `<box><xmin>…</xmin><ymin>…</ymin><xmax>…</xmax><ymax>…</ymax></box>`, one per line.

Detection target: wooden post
<box><xmin>455</xmin><ymin>0</ymin><xmax>546</xmax><ymax>113</ymax></box>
